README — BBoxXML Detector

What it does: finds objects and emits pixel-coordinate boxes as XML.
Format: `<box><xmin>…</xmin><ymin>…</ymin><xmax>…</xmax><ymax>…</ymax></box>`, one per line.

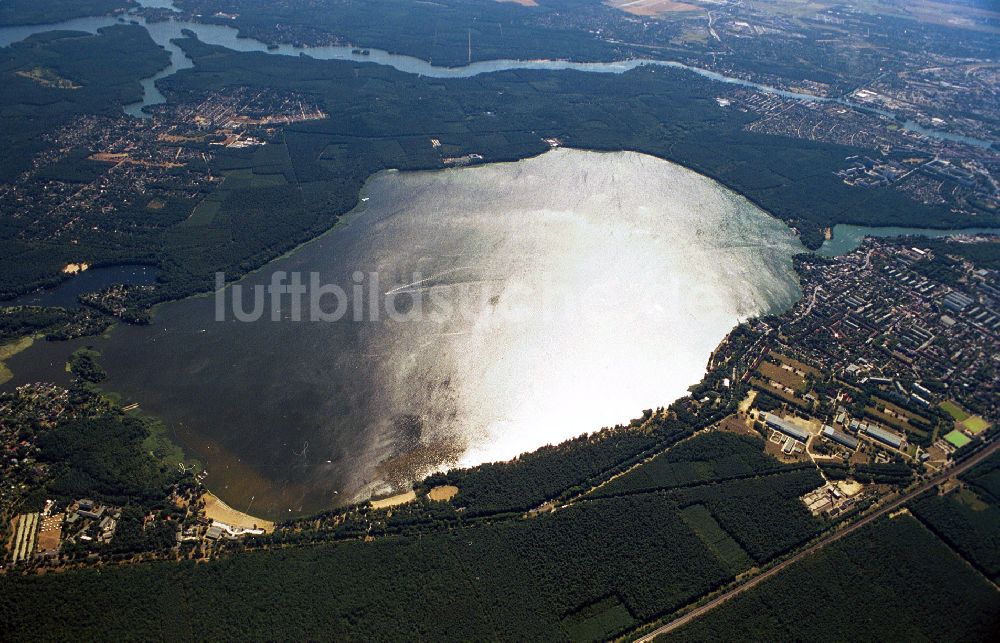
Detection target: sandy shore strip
<box><xmin>202</xmin><ymin>491</ymin><xmax>275</xmax><ymax>533</ymax></box>
<box><xmin>370</xmin><ymin>490</ymin><xmax>417</xmax><ymax>510</ymax></box>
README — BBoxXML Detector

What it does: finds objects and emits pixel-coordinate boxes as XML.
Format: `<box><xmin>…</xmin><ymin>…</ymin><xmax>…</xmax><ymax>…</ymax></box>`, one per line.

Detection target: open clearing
<box><xmin>680</xmin><ymin>503</ymin><xmax>753</xmax><ymax>574</ymax></box>
<box><xmin>561</xmin><ymin>595</ymin><xmax>635</xmax><ymax>642</ymax></box>
<box><xmin>16</xmin><ymin>66</ymin><xmax>80</xmax><ymax>89</ymax></box>
<box><xmin>757</xmin><ymin>361</ymin><xmax>806</xmax><ymax>392</ymax></box>
<box><xmin>427</xmin><ymin>485</ymin><xmax>459</xmax><ymax>501</ymax></box>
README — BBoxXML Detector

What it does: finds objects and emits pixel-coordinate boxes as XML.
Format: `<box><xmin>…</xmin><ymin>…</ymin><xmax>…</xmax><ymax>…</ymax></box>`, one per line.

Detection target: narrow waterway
<box><xmin>0</xmin><ymin>3</ymin><xmax>993</xmax><ymax>149</ymax></box>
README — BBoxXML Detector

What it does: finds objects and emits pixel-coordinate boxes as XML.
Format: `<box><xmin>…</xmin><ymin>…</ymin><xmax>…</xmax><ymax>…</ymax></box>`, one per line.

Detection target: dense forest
<box><xmin>175</xmin><ymin>0</ymin><xmax>631</xmax><ymax>67</ymax></box>
<box><xmin>670</xmin><ymin>516</ymin><xmax>1000</xmax><ymax>641</ymax></box>
<box><xmin>910</xmin><ymin>491</ymin><xmax>1000</xmax><ymax>582</ymax></box>
<box><xmin>173</xmin><ymin>0</ymin><xmax>1000</xmax><ymax>99</ymax></box>
<box><xmin>424</xmin><ymin>413</ymin><xmax>686</xmax><ymax>515</ymax></box>
<box><xmin>3</xmin><ymin>481</ymin><xmax>992</xmax><ymax>641</ymax></box>
<box><xmin>0</xmin><ymin>26</ymin><xmax>169</xmax><ymax>182</ymax></box>
<box><xmin>0</xmin><ymin>0</ymin><xmax>129</xmax><ymax>27</ymax></box>
<box><xmin>591</xmin><ymin>431</ymin><xmax>805</xmax><ymax>497</ymax></box>
<box><xmin>0</xmin><ymin>4</ymin><xmax>996</xmax><ymax>641</ymax></box>
<box><xmin>3</xmin><ymin>30</ymin><xmax>991</xmax><ymax>308</ymax></box>
<box><xmin>918</xmin><ymin>236</ymin><xmax>1000</xmax><ymax>271</ymax></box>
<box><xmin>0</xmin><ymin>436</ymin><xmax>827</xmax><ymax>640</ymax></box>
<box><xmin>37</xmin><ymin>412</ymin><xmax>176</xmax><ymax>506</ymax></box>
<box><xmin>125</xmin><ymin>36</ymin><xmax>1000</xmax><ymax>308</ymax></box>
<box><xmin>963</xmin><ymin>451</ymin><xmax>1000</xmax><ymax>503</ymax></box>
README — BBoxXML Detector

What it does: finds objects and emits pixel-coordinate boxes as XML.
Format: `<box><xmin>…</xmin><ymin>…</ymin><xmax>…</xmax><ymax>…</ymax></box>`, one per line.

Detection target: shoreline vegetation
<box><xmin>0</xmin><ymin>336</ymin><xmax>36</xmax><ymax>385</ymax></box>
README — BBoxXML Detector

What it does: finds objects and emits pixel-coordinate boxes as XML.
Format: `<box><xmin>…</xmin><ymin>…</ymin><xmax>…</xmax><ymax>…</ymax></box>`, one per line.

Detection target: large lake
<box><xmin>4</xmin><ymin>150</ymin><xmax>805</xmax><ymax>518</ymax></box>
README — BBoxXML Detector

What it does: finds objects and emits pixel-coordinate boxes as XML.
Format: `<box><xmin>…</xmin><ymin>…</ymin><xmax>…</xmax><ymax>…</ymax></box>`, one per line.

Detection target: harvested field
<box><xmin>606</xmin><ymin>0</ymin><xmax>702</xmax><ymax>17</ymax></box>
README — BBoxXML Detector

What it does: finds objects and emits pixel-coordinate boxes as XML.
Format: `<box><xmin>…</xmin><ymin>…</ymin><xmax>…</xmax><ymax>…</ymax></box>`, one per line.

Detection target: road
<box><xmin>797</xmin><ymin>285</ymin><xmax>822</xmax><ymax>320</ymax></box>
<box><xmin>634</xmin><ymin>439</ymin><xmax>1000</xmax><ymax>642</ymax></box>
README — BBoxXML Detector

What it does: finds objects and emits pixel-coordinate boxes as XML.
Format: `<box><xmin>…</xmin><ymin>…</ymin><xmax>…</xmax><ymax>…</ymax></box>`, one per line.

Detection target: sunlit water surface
<box><xmin>55</xmin><ymin>150</ymin><xmax>807</xmax><ymax>517</ymax></box>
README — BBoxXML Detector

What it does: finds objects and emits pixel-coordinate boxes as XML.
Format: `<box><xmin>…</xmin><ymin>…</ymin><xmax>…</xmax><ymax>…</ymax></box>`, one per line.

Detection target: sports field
<box><xmin>961</xmin><ymin>416</ymin><xmax>989</xmax><ymax>435</ymax></box>
<box><xmin>944</xmin><ymin>430</ymin><xmax>971</xmax><ymax>448</ymax></box>
<box><xmin>940</xmin><ymin>400</ymin><xmax>970</xmax><ymax>422</ymax></box>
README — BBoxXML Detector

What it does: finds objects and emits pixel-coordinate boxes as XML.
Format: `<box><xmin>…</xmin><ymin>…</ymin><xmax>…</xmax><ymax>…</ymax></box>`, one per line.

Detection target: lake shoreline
<box><xmin>80</xmin><ymin>149</ymin><xmax>805</xmax><ymax>518</ymax></box>
<box><xmin>2</xmin><ymin>147</ymin><xmax>995</xmax><ymax>519</ymax></box>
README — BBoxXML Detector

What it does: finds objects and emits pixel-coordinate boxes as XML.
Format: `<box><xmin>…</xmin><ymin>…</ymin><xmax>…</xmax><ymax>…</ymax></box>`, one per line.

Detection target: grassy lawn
<box><xmin>940</xmin><ymin>400</ymin><xmax>970</xmax><ymax>422</ymax></box>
